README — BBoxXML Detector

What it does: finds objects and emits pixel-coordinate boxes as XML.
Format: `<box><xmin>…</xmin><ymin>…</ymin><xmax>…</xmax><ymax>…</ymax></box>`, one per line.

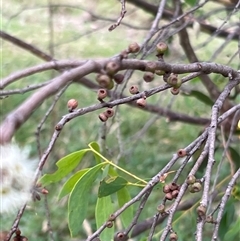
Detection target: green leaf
<box><xmin>88</xmin><ymin>141</ymin><xmax>101</xmax><ymax>164</ymax></box>
<box><xmin>117</xmin><ymin>187</ymin><xmax>133</xmax><ymax>228</ymax></box>
<box><xmin>185</xmin><ymin>0</ymin><xmax>197</xmax><ymax>6</ymax></box>
<box><xmin>68</xmin><ymin>162</ymin><xmax>106</xmax><ymax>237</ymax></box>
<box><xmin>219</xmin><ymin>198</ymin><xmax>235</xmax><ymax>239</ymax></box>
<box><xmin>58</xmin><ymin>168</ymin><xmax>89</xmax><ymax>200</ymax></box>
<box><xmin>224</xmin><ymin>216</ymin><xmax>240</xmax><ymax>240</ymax></box>
<box><xmin>98</xmin><ymin>176</ymin><xmax>128</xmax><ymax>198</ymax></box>
<box><xmin>184</xmin><ymin>90</ymin><xmax>214</xmax><ymax>106</ymax></box>
<box><xmin>39</xmin><ymin>149</ymin><xmax>89</xmax><ymax>186</ymax></box>
<box><xmin>96</xmin><ymin>196</ymin><xmax>114</xmax><ymax>241</ymax></box>
<box><xmin>229</xmin><ymin>146</ymin><xmax>240</xmax><ymax>169</ymax></box>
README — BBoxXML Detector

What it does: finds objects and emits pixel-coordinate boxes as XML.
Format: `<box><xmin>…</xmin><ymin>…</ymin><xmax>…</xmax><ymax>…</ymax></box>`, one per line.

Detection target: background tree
<box><xmin>1</xmin><ymin>0</ymin><xmax>240</xmax><ymax>241</ymax></box>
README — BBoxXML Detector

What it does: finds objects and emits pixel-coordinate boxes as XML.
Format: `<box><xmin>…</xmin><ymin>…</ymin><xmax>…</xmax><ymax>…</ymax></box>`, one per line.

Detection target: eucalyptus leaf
<box><xmin>68</xmin><ymin>162</ymin><xmax>106</xmax><ymax>237</ymax></box>
<box><xmin>39</xmin><ymin>149</ymin><xmax>89</xmax><ymax>186</ymax></box>
<box><xmin>98</xmin><ymin>176</ymin><xmax>128</xmax><ymax>198</ymax></box>
<box><xmin>96</xmin><ymin>196</ymin><xmax>114</xmax><ymax>241</ymax></box>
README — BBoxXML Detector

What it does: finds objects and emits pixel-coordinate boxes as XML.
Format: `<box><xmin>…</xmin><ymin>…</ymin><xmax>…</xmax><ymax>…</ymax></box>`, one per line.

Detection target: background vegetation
<box><xmin>1</xmin><ymin>0</ymin><xmax>240</xmax><ymax>241</ymax></box>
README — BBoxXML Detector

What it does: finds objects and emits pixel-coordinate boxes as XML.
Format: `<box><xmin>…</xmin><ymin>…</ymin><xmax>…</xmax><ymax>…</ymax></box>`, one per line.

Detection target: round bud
<box><xmin>172</xmin><ymin>190</ymin><xmax>179</xmax><ymax>198</ymax></box>
<box><xmin>177</xmin><ymin>149</ymin><xmax>187</xmax><ymax>157</ymax></box>
<box><xmin>106</xmin><ymin>221</ymin><xmax>113</xmax><ymax>228</ymax></box>
<box><xmin>41</xmin><ymin>188</ymin><xmax>49</xmax><ymax>195</ymax></box>
<box><xmin>169</xmin><ymin>232</ymin><xmax>178</xmax><ymax>241</ymax></box>
<box><xmin>105</xmin><ymin>61</ymin><xmax>120</xmax><ymax>76</ymax></box>
<box><xmin>129</xmin><ymin>85</ymin><xmax>139</xmax><ymax>94</ymax></box>
<box><xmin>170</xmin><ymin>88</ymin><xmax>180</xmax><ymax>95</ymax></box>
<box><xmin>157</xmin><ymin>204</ymin><xmax>165</xmax><ymax>213</ymax></box>
<box><xmin>156</xmin><ymin>42</ymin><xmax>168</xmax><ymax>55</ymax></box>
<box><xmin>128</xmin><ymin>42</ymin><xmax>140</xmax><ymax>53</ymax></box>
<box><xmin>165</xmin><ymin>192</ymin><xmax>173</xmax><ymax>200</ymax></box>
<box><xmin>191</xmin><ymin>182</ymin><xmax>202</xmax><ymax>192</ymax></box>
<box><xmin>108</xmin><ymin>214</ymin><xmax>116</xmax><ymax>221</ymax></box>
<box><xmin>167</xmin><ymin>73</ymin><xmax>179</xmax><ymax>86</ymax></box>
<box><xmin>104</xmin><ymin>108</ymin><xmax>114</xmax><ymax>118</ymax></box>
<box><xmin>99</xmin><ymin>113</ymin><xmax>108</xmax><ymax>122</ymax></box>
<box><xmin>96</xmin><ymin>74</ymin><xmax>112</xmax><ymax>88</ymax></box>
<box><xmin>97</xmin><ymin>89</ymin><xmax>108</xmax><ymax>100</ymax></box>
<box><xmin>67</xmin><ymin>99</ymin><xmax>78</xmax><ymax>112</ymax></box>
<box><xmin>136</xmin><ymin>97</ymin><xmax>146</xmax><ymax>108</ymax></box>
<box><xmin>143</xmin><ymin>72</ymin><xmax>155</xmax><ymax>82</ymax></box>
<box><xmin>163</xmin><ymin>184</ymin><xmax>171</xmax><ymax>193</ymax></box>
<box><xmin>113</xmin><ymin>74</ymin><xmax>124</xmax><ymax>84</ymax></box>
<box><xmin>187</xmin><ymin>175</ymin><xmax>196</xmax><ymax>185</ymax></box>
<box><xmin>114</xmin><ymin>232</ymin><xmax>128</xmax><ymax>241</ymax></box>
<box><xmin>197</xmin><ymin>205</ymin><xmax>206</xmax><ymax>218</ymax></box>
<box><xmin>169</xmin><ymin>182</ymin><xmax>178</xmax><ymax>191</ymax></box>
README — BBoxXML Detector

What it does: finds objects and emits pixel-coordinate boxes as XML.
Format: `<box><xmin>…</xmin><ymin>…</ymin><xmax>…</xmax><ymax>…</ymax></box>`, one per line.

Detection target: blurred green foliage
<box><xmin>1</xmin><ymin>0</ymin><xmax>240</xmax><ymax>240</ymax></box>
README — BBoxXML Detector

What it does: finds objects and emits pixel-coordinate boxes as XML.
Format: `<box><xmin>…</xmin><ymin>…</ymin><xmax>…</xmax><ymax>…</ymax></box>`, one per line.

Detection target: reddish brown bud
<box><xmin>156</xmin><ymin>42</ymin><xmax>168</xmax><ymax>54</ymax></box>
<box><xmin>113</xmin><ymin>74</ymin><xmax>124</xmax><ymax>84</ymax></box>
<box><xmin>136</xmin><ymin>97</ymin><xmax>147</xmax><ymax>108</ymax></box>
<box><xmin>143</xmin><ymin>72</ymin><xmax>155</xmax><ymax>82</ymax></box>
<box><xmin>129</xmin><ymin>85</ymin><xmax>139</xmax><ymax>94</ymax></box>
<box><xmin>97</xmin><ymin>89</ymin><xmax>108</xmax><ymax>100</ymax></box>
<box><xmin>177</xmin><ymin>149</ymin><xmax>187</xmax><ymax>157</ymax></box>
<box><xmin>128</xmin><ymin>42</ymin><xmax>140</xmax><ymax>53</ymax></box>
<box><xmin>165</xmin><ymin>192</ymin><xmax>173</xmax><ymax>200</ymax></box>
<box><xmin>104</xmin><ymin>108</ymin><xmax>114</xmax><ymax>118</ymax></box>
<box><xmin>163</xmin><ymin>184</ymin><xmax>171</xmax><ymax>193</ymax></box>
<box><xmin>41</xmin><ymin>188</ymin><xmax>49</xmax><ymax>195</ymax></box>
<box><xmin>169</xmin><ymin>182</ymin><xmax>178</xmax><ymax>191</ymax></box>
<box><xmin>172</xmin><ymin>190</ymin><xmax>179</xmax><ymax>198</ymax></box>
<box><xmin>99</xmin><ymin>113</ymin><xmax>108</xmax><ymax>122</ymax></box>
<box><xmin>67</xmin><ymin>99</ymin><xmax>78</xmax><ymax>112</ymax></box>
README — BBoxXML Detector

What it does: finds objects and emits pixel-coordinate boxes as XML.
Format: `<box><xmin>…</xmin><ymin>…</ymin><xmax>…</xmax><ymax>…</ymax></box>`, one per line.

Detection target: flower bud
<box><xmin>99</xmin><ymin>113</ymin><xmax>108</xmax><ymax>122</ymax></box>
<box><xmin>113</xmin><ymin>74</ymin><xmax>124</xmax><ymax>84</ymax></box>
<box><xmin>157</xmin><ymin>204</ymin><xmax>165</xmax><ymax>213</ymax></box>
<box><xmin>136</xmin><ymin>97</ymin><xmax>146</xmax><ymax>108</ymax></box>
<box><xmin>163</xmin><ymin>184</ymin><xmax>171</xmax><ymax>193</ymax></box>
<box><xmin>169</xmin><ymin>232</ymin><xmax>178</xmax><ymax>241</ymax></box>
<box><xmin>128</xmin><ymin>42</ymin><xmax>140</xmax><ymax>53</ymax></box>
<box><xmin>97</xmin><ymin>89</ymin><xmax>108</xmax><ymax>100</ymax></box>
<box><xmin>106</xmin><ymin>221</ymin><xmax>113</xmax><ymax>228</ymax></box>
<box><xmin>165</xmin><ymin>192</ymin><xmax>173</xmax><ymax>200</ymax></box>
<box><xmin>67</xmin><ymin>99</ymin><xmax>78</xmax><ymax>112</ymax></box>
<box><xmin>177</xmin><ymin>149</ymin><xmax>187</xmax><ymax>157</ymax></box>
<box><xmin>156</xmin><ymin>42</ymin><xmax>168</xmax><ymax>55</ymax></box>
<box><xmin>172</xmin><ymin>190</ymin><xmax>179</xmax><ymax>198</ymax></box>
<box><xmin>170</xmin><ymin>88</ymin><xmax>180</xmax><ymax>95</ymax></box>
<box><xmin>104</xmin><ymin>108</ymin><xmax>114</xmax><ymax>118</ymax></box>
<box><xmin>129</xmin><ymin>85</ymin><xmax>139</xmax><ymax>94</ymax></box>
<box><xmin>197</xmin><ymin>205</ymin><xmax>206</xmax><ymax>218</ymax></box>
<box><xmin>187</xmin><ymin>175</ymin><xmax>196</xmax><ymax>185</ymax></box>
<box><xmin>143</xmin><ymin>72</ymin><xmax>155</xmax><ymax>82</ymax></box>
